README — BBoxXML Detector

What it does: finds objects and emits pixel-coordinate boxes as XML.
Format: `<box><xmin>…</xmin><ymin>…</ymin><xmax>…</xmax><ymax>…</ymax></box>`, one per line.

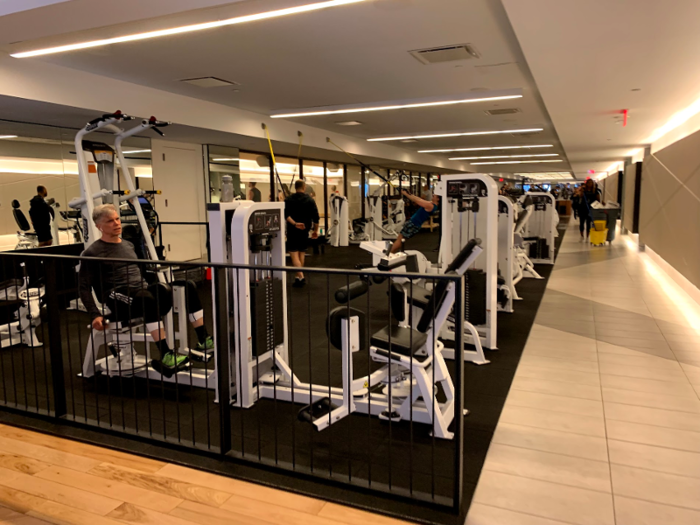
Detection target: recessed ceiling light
<box><xmin>0</xmin><ymin>135</ymin><xmax>18</xmax><ymax>139</ymax></box>
<box><xmin>368</xmin><ymin>128</ymin><xmax>543</xmax><ymax>142</ymax></box>
<box><xmin>10</xmin><ymin>0</ymin><xmax>366</xmax><ymax>58</ymax></box>
<box><xmin>123</xmin><ymin>149</ymin><xmax>151</xmax><ymax>154</ymax></box>
<box><xmin>418</xmin><ymin>144</ymin><xmax>553</xmax><ymax>153</ymax></box>
<box><xmin>271</xmin><ymin>90</ymin><xmax>523</xmax><ymax>118</ymax></box>
<box><xmin>471</xmin><ymin>159</ymin><xmax>563</xmax><ymax>165</ymax></box>
<box><xmin>450</xmin><ymin>153</ymin><xmax>559</xmax><ymax>160</ymax></box>
<box><xmin>335</xmin><ymin>120</ymin><xmax>363</xmax><ymax>126</ymax></box>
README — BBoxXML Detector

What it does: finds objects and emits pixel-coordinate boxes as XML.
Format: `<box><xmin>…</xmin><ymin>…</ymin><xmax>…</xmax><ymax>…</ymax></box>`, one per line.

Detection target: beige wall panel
<box><xmin>640</xmin><ymin>130</ymin><xmax>700</xmax><ymax>289</ymax></box>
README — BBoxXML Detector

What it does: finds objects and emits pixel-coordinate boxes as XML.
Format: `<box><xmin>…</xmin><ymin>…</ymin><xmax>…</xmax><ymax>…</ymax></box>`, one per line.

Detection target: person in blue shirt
<box><xmin>390</xmin><ymin>190</ymin><xmax>440</xmax><ymax>253</ymax></box>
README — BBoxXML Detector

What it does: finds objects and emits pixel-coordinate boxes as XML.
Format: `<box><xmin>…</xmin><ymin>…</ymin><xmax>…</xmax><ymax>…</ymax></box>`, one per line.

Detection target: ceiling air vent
<box><xmin>485</xmin><ymin>108</ymin><xmax>521</xmax><ymax>116</ymax></box>
<box><xmin>409</xmin><ymin>44</ymin><xmax>480</xmax><ymax>65</ymax></box>
<box><xmin>180</xmin><ymin>77</ymin><xmax>239</xmax><ymax>88</ymax></box>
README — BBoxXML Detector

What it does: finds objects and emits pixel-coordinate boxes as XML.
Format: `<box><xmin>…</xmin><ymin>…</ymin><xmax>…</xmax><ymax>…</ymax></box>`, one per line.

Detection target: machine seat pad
<box><xmin>370</xmin><ymin>325</ymin><xmax>428</xmax><ymax>360</ymax></box>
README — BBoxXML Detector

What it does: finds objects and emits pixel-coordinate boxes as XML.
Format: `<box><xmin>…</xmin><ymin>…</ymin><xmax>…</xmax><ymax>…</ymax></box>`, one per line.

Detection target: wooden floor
<box><xmin>0</xmin><ymin>424</ymin><xmax>410</xmax><ymax>525</ymax></box>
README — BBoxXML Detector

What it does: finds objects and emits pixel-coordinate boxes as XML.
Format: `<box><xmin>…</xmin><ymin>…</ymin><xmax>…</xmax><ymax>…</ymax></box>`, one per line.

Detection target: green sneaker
<box><xmin>196</xmin><ymin>335</ymin><xmax>214</xmax><ymax>352</ymax></box>
<box><xmin>151</xmin><ymin>352</ymin><xmax>189</xmax><ymax>378</ymax></box>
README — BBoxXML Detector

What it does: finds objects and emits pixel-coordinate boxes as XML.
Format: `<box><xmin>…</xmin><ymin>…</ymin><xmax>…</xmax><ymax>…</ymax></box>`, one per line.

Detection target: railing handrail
<box><xmin>0</xmin><ymin>250</ymin><xmax>461</xmax><ymax>281</ymax></box>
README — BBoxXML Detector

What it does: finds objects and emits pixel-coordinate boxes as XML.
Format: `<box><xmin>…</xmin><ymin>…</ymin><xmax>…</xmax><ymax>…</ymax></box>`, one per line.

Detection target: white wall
<box><xmin>151</xmin><ymin>139</ymin><xmax>207</xmax><ymax>262</ymax></box>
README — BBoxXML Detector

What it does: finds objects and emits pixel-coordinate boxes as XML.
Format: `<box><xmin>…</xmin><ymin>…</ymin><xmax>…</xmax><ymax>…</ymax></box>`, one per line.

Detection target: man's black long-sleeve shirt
<box><xmin>284</xmin><ymin>192</ymin><xmax>319</xmax><ymax>230</ymax></box>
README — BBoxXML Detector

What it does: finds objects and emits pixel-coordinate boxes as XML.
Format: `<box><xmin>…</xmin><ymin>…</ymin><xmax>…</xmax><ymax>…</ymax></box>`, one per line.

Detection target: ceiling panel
<box><xmin>6</xmin><ymin>0</ymin><xmax>571</xmax><ymax>173</ymax></box>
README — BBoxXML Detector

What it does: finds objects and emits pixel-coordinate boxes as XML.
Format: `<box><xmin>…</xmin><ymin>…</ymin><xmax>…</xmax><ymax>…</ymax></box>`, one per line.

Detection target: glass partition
<box><xmin>207</xmin><ymin>145</ymin><xmax>241</xmax><ymax>203</ymax></box>
<box><xmin>0</xmin><ymin>120</ymin><xmax>151</xmax><ymax>251</ymax></box>
<box><xmin>239</xmin><ymin>151</ymin><xmax>270</xmax><ymax>202</ymax></box>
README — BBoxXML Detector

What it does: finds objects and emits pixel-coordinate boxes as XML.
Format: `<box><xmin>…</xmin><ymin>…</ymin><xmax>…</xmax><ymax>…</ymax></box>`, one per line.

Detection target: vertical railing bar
<box><xmin>170</xmin><ymin>268</ymin><xmax>182</xmax><ymax>445</ymax></box>
<box><xmin>307</xmin><ymin>272</ymin><xmax>314</xmax><ymax>473</ymax></box>
<box><xmin>235</xmin><ymin>268</ymin><xmax>244</xmax><ymax>457</ymax></box>
<box><xmin>430</xmin><ymin>276</ymin><xmax>436</xmax><ymax>501</ymax></box>
<box><xmin>326</xmin><ymin>273</ymin><xmax>332</xmax><ymax>478</ymax></box>
<box><xmin>45</xmin><ymin>258</ymin><xmax>67</xmax><ymax>418</ymax></box>
<box><xmin>387</xmin><ymin>276</ymin><xmax>392</xmax><ymax>492</ymax></box>
<box><xmin>288</xmin><ymin>268</ymin><xmax>296</xmax><ymax>470</ymax></box>
<box><xmin>100</xmin><ymin>262</ymin><xmax>113</xmax><ymax>429</ymax></box>
<box><xmin>61</xmin><ymin>262</ymin><xmax>77</xmax><ymax>419</ymax></box>
<box><xmin>452</xmin><ymin>274</ymin><xmax>465</xmax><ymax>514</ymax></box>
<box><xmin>214</xmin><ymin>267</ymin><xmax>232</xmax><ymax>455</ymax></box>
<box><xmin>125</xmin><ymin>264</ymin><xmax>138</xmax><ymax>435</ymax></box>
<box><xmin>409</xmin><ymin>278</ymin><xmax>414</xmax><ymax>497</ymax></box>
<box><xmin>185</xmin><ymin>268</ymin><xmax>196</xmax><ymax>448</ymax></box>
<box><xmin>366</xmin><ymin>276</ymin><xmax>372</xmax><ymax>487</ymax></box>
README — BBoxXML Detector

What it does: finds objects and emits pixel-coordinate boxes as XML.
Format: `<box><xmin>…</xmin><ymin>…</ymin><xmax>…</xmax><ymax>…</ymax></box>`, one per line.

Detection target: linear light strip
<box><xmin>450</xmin><ymin>153</ymin><xmax>559</xmax><ymax>160</ymax></box>
<box><xmin>11</xmin><ymin>0</ymin><xmax>365</xmax><ymax>58</ymax></box>
<box><xmin>271</xmin><ymin>94</ymin><xmax>522</xmax><ymax>118</ymax></box>
<box><xmin>471</xmin><ymin>159</ymin><xmax>563</xmax><ymax>165</ymax></box>
<box><xmin>0</xmin><ymin>135</ymin><xmax>18</xmax><ymax>139</ymax></box>
<box><xmin>368</xmin><ymin>128</ymin><xmax>543</xmax><ymax>142</ymax></box>
<box><xmin>418</xmin><ymin>144</ymin><xmax>553</xmax><ymax>153</ymax></box>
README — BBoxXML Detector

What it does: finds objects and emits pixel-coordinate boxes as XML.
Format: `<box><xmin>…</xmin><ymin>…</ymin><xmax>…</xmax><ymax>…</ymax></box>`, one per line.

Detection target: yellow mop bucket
<box><xmin>593</xmin><ymin>220</ymin><xmax>606</xmax><ymax>231</ymax></box>
<box><xmin>590</xmin><ymin>228</ymin><xmax>608</xmax><ymax>245</ymax></box>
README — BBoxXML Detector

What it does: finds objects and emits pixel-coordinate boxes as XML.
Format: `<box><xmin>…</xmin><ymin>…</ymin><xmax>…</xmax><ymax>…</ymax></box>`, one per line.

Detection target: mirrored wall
<box><xmin>0</xmin><ymin>119</ymin><xmax>151</xmax><ymax>251</ymax></box>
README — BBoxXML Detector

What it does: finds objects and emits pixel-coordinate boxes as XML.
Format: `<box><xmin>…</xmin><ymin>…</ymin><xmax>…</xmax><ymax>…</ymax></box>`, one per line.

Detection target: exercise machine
<box><xmin>209</xmin><ymin>200</ymin><xmax>476</xmax><ymax>438</ymax></box>
<box><xmin>328</xmin><ymin>194</ymin><xmax>350</xmax><ymax>247</ymax></box>
<box><xmin>497</xmin><ymin>196</ymin><xmax>516</xmax><ymax>312</ymax></box>
<box><xmin>513</xmin><ymin>198</ymin><xmax>544</xmax><ymax>282</ymax></box>
<box><xmin>519</xmin><ymin>192</ymin><xmax>555</xmax><ymax>265</ymax></box>
<box><xmin>437</xmin><ymin>174</ymin><xmax>499</xmax><ymax>352</ymax></box>
<box><xmin>11</xmin><ymin>201</ymin><xmax>38</xmax><ymax>250</ymax></box>
<box><xmin>0</xmin><ymin>264</ymin><xmax>44</xmax><ymax>349</ymax></box>
<box><xmin>74</xmin><ymin>112</ymin><xmax>214</xmax><ymax>386</ymax></box>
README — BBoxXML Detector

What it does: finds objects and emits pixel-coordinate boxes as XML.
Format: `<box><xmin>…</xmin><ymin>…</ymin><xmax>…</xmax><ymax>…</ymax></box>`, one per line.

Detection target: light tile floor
<box><xmin>466</xmin><ymin>220</ymin><xmax>700</xmax><ymax>525</ymax></box>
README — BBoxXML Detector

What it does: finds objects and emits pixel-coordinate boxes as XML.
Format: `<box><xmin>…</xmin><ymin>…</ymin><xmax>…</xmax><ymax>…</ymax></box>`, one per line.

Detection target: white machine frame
<box><xmin>73</xmin><ymin>112</ymin><xmax>214</xmax><ymax>387</ymax></box>
<box><xmin>328</xmin><ymin>194</ymin><xmax>350</xmax><ymax>247</ymax></box>
<box><xmin>437</xmin><ymin>174</ymin><xmax>498</xmax><ymax>351</ymax></box>
<box><xmin>0</xmin><ymin>265</ymin><xmax>43</xmax><ymax>350</ymax></box>
<box><xmin>210</xmin><ymin>200</ymin><xmax>466</xmax><ymax>439</ymax></box>
<box><xmin>497</xmin><ymin>196</ymin><xmax>516</xmax><ymax>312</ymax></box>
<box><xmin>520</xmin><ymin>192</ymin><xmax>555</xmax><ymax>265</ymax></box>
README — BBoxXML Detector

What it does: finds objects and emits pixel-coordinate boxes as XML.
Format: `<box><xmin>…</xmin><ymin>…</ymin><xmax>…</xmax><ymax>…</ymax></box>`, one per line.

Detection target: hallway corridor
<box><xmin>467</xmin><ymin>219</ymin><xmax>700</xmax><ymax>525</ymax></box>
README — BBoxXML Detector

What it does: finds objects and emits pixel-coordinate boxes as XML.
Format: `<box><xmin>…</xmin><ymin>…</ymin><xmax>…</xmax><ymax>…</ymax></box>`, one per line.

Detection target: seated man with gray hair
<box><xmin>78</xmin><ymin>204</ymin><xmax>213</xmax><ymax>377</ymax></box>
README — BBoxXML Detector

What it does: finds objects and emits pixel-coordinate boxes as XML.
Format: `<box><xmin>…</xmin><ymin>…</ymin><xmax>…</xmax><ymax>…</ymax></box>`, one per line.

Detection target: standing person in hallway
<box><xmin>284</xmin><ymin>180</ymin><xmax>319</xmax><ymax>287</ymax></box>
<box><xmin>29</xmin><ymin>185</ymin><xmax>55</xmax><ymax>247</ymax></box>
<box><xmin>576</xmin><ymin>179</ymin><xmax>601</xmax><ymax>240</ymax></box>
<box><xmin>247</xmin><ymin>182</ymin><xmax>262</xmax><ymax>202</ymax></box>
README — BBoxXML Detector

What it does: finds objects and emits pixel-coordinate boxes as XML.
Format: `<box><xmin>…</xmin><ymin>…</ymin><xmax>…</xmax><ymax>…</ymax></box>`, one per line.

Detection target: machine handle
<box><xmin>334</xmin><ymin>280</ymin><xmax>369</xmax><ymax>304</ymax></box>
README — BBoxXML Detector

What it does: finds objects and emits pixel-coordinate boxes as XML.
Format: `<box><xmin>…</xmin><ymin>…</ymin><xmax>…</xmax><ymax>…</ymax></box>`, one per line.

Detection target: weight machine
<box><xmin>518</xmin><ymin>192</ymin><xmax>555</xmax><ymax>265</ymax></box>
<box><xmin>0</xmin><ymin>263</ymin><xmax>43</xmax><ymax>350</ymax></box>
<box><xmin>497</xmin><ymin>196</ymin><xmax>517</xmax><ymax>312</ymax></box>
<box><xmin>209</xmin><ymin>200</ymin><xmax>474</xmax><ymax>438</ymax></box>
<box><xmin>74</xmin><ymin>112</ymin><xmax>214</xmax><ymax>387</ymax></box>
<box><xmin>437</xmin><ymin>174</ymin><xmax>499</xmax><ymax>352</ymax></box>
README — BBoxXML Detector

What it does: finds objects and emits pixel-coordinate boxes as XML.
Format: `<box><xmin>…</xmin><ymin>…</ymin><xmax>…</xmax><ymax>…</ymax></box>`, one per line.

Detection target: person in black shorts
<box><xmin>284</xmin><ymin>180</ymin><xmax>319</xmax><ymax>287</ymax></box>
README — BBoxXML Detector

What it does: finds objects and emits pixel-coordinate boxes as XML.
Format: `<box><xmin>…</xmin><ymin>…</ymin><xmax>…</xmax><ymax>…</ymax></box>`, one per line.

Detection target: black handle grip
<box><xmin>334</xmin><ymin>280</ymin><xmax>369</xmax><ymax>304</ymax></box>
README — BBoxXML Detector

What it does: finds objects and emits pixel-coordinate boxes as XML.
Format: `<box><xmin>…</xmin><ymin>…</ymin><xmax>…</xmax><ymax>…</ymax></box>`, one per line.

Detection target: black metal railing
<box><xmin>0</xmin><ymin>251</ymin><xmax>465</xmax><ymax>513</ymax></box>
